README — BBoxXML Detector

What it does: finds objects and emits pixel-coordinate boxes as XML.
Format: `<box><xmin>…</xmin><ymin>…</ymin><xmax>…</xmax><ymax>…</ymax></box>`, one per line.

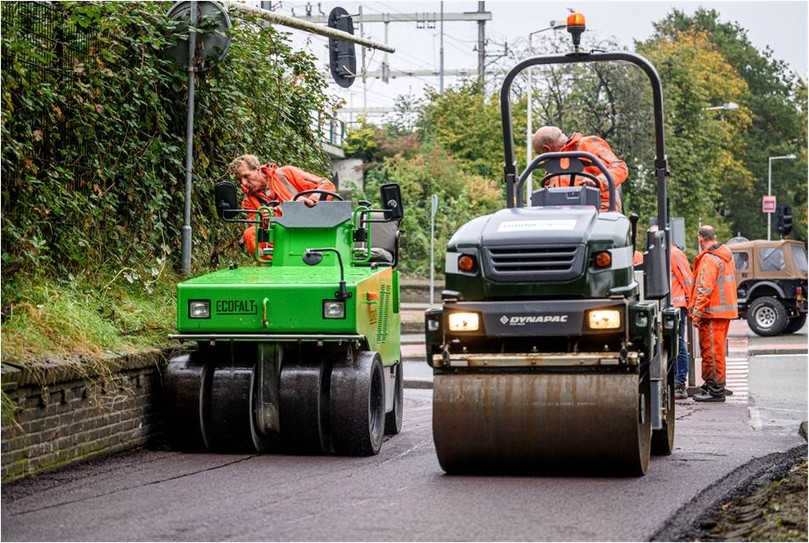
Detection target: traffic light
<box><xmin>776</xmin><ymin>204</ymin><xmax>793</xmax><ymax>237</ymax></box>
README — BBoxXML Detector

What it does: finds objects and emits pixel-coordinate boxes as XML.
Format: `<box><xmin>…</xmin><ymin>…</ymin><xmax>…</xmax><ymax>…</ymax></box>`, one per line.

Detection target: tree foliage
<box><xmin>651</xmin><ymin>9</ymin><xmax>807</xmax><ymax>240</ymax></box>
<box><xmin>1</xmin><ymin>1</ymin><xmax>331</xmax><ymax>296</ymax></box>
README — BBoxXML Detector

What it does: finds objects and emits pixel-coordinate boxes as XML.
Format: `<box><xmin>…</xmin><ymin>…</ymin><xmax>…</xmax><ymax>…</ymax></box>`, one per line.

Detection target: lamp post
<box><xmin>525</xmin><ymin>22</ymin><xmax>566</xmax><ymax>204</ymax></box>
<box><xmin>767</xmin><ymin>154</ymin><xmax>797</xmax><ymax>240</ymax></box>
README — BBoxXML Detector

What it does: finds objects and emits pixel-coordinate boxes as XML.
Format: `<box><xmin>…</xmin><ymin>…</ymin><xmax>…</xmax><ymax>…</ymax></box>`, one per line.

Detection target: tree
<box><xmin>652</xmin><ymin>9</ymin><xmax>807</xmax><ymax>240</ymax></box>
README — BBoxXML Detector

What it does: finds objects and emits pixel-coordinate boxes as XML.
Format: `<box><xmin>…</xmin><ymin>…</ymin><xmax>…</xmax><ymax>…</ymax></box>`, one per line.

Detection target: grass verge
<box><xmin>1</xmin><ymin>272</ymin><xmax>177</xmax><ymax>365</ymax></box>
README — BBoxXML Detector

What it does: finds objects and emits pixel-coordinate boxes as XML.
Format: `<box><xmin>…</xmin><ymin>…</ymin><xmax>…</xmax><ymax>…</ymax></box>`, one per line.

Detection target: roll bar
<box><xmin>499</xmin><ymin>51</ymin><xmax>670</xmax><ymax>305</ymax></box>
<box><xmin>517</xmin><ymin>150</ymin><xmax>616</xmax><ymax>211</ymax></box>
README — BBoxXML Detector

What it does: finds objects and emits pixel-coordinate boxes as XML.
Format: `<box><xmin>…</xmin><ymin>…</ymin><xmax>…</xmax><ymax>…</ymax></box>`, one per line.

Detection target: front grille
<box><xmin>484</xmin><ymin>245</ymin><xmax>585</xmax><ymax>282</ymax></box>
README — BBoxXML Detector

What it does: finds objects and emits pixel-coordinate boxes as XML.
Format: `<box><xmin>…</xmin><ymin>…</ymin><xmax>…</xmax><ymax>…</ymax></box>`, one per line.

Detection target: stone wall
<box><xmin>1</xmin><ymin>350</ymin><xmax>165</xmax><ymax>482</ymax></box>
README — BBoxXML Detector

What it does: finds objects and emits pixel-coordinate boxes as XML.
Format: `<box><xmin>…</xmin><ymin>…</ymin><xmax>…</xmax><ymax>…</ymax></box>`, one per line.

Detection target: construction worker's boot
<box><xmin>699</xmin><ymin>383</ymin><xmax>733</xmax><ymax>396</ymax></box>
<box><xmin>694</xmin><ymin>385</ymin><xmax>726</xmax><ymax>403</ymax></box>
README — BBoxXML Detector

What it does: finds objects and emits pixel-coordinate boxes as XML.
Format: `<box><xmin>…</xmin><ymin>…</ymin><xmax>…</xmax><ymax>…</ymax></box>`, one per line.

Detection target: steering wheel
<box><xmin>541</xmin><ymin>169</ymin><xmax>602</xmax><ymax>189</ymax></box>
<box><xmin>293</xmin><ymin>189</ymin><xmax>344</xmax><ymax>202</ymax></box>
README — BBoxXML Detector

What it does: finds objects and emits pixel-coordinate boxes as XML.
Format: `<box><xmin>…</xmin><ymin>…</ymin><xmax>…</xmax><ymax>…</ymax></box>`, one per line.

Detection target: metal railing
<box><xmin>311</xmin><ymin>111</ymin><xmax>346</xmax><ymax>148</ymax></box>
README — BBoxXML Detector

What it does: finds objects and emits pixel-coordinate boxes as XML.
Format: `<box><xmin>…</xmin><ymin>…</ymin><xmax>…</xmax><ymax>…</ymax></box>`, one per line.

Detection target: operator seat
<box><xmin>368</xmin><ymin>211</ymin><xmax>399</xmax><ymax>264</ymax></box>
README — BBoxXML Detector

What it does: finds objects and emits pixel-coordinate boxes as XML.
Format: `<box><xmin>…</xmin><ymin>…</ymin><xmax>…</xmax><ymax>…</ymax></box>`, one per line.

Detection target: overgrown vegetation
<box><xmin>1</xmin><ymin>2</ymin><xmax>332</xmax><ymax>363</ymax></box>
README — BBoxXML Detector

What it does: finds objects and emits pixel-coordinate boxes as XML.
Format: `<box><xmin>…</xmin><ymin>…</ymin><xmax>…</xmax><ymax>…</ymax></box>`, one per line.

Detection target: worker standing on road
<box><xmin>670</xmin><ymin>243</ymin><xmax>694</xmax><ymax>399</ymax></box>
<box><xmin>689</xmin><ymin>225</ymin><xmax>738</xmax><ymax>402</ymax></box>
<box><xmin>532</xmin><ymin>126</ymin><xmax>628</xmax><ymax>212</ymax></box>
<box><xmin>228</xmin><ymin>154</ymin><xmax>336</xmax><ymax>255</ymax></box>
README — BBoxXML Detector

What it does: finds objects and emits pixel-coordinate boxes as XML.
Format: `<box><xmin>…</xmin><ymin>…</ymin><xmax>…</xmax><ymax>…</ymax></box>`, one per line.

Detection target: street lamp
<box><xmin>703</xmin><ymin>102</ymin><xmax>740</xmax><ymax>111</ymax></box>
<box><xmin>767</xmin><ymin>154</ymin><xmax>797</xmax><ymax>240</ymax></box>
<box><xmin>525</xmin><ymin>22</ymin><xmax>566</xmax><ymax>204</ymax></box>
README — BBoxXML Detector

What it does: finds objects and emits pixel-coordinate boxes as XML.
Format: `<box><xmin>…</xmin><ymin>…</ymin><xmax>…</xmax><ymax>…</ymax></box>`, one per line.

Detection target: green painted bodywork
<box><xmin>176</xmin><ymin>201</ymin><xmax>400</xmax><ymax>366</ymax></box>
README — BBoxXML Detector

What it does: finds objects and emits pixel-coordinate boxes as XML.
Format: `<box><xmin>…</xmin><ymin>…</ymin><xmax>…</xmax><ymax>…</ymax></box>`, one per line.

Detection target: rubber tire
<box><xmin>651</xmin><ymin>356</ymin><xmax>675</xmax><ymax>456</ymax></box>
<box><xmin>747</xmin><ymin>296</ymin><xmax>788</xmax><ymax>336</ymax></box>
<box><xmin>163</xmin><ymin>353</ymin><xmax>208</xmax><ymax>452</ymax></box>
<box><xmin>279</xmin><ymin>360</ymin><xmax>327</xmax><ymax>453</ymax></box>
<box><xmin>330</xmin><ymin>350</ymin><xmax>385</xmax><ymax>456</ymax></box>
<box><xmin>384</xmin><ymin>361</ymin><xmax>403</xmax><ymax>435</ymax></box>
<box><xmin>784</xmin><ymin>314</ymin><xmax>807</xmax><ymax>334</ymax></box>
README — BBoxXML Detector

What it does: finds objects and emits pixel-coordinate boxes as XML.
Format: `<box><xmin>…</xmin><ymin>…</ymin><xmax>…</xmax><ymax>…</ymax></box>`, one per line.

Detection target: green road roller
<box><xmin>424</xmin><ymin>18</ymin><xmax>680</xmax><ymax>475</ymax></box>
<box><xmin>164</xmin><ymin>183</ymin><xmax>405</xmax><ymax>455</ymax></box>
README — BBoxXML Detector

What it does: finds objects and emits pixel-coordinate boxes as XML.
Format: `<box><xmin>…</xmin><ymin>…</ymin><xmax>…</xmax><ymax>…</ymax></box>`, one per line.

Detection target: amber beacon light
<box><xmin>566</xmin><ymin>11</ymin><xmax>586</xmax><ymax>49</ymax></box>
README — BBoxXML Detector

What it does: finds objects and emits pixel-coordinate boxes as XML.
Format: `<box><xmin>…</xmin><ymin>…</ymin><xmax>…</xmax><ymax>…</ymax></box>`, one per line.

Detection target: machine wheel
<box><xmin>651</xmin><ymin>359</ymin><xmax>676</xmax><ymax>456</ymax></box>
<box><xmin>330</xmin><ymin>350</ymin><xmax>385</xmax><ymax>456</ymax></box>
<box><xmin>163</xmin><ymin>353</ymin><xmax>209</xmax><ymax>451</ymax></box>
<box><xmin>384</xmin><ymin>361</ymin><xmax>403</xmax><ymax>435</ymax></box>
<box><xmin>632</xmin><ymin>373</ymin><xmax>653</xmax><ymax>475</ymax></box>
<box><xmin>204</xmin><ymin>365</ymin><xmax>255</xmax><ymax>452</ymax></box>
<box><xmin>748</xmin><ymin>296</ymin><xmax>788</xmax><ymax>336</ymax></box>
<box><xmin>784</xmin><ymin>314</ymin><xmax>807</xmax><ymax>334</ymax></box>
<box><xmin>279</xmin><ymin>357</ymin><xmax>328</xmax><ymax>453</ymax></box>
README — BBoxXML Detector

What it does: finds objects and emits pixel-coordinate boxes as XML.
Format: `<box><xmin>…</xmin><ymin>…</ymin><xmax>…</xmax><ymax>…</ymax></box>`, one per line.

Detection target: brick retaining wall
<box><xmin>1</xmin><ymin>350</ymin><xmax>166</xmax><ymax>483</ymax></box>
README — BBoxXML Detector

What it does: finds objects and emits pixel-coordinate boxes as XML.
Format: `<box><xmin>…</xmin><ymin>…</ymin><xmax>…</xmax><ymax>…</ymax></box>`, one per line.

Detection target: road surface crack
<box><xmin>8</xmin><ymin>455</ymin><xmax>256</xmax><ymax>517</ymax></box>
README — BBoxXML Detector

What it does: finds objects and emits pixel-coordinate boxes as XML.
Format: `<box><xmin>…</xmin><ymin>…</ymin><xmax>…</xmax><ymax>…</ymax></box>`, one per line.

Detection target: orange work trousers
<box><xmin>698</xmin><ymin>318</ymin><xmax>731</xmax><ymax>390</ymax></box>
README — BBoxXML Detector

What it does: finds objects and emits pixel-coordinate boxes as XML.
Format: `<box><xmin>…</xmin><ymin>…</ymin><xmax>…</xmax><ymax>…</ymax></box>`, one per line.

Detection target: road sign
<box><xmin>762</xmin><ymin>195</ymin><xmax>776</xmax><ymax>213</ymax></box>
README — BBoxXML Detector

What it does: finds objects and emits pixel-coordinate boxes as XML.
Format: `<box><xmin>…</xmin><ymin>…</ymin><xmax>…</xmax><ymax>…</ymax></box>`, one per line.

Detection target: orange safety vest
<box><xmin>690</xmin><ymin>243</ymin><xmax>738</xmax><ymax>319</ymax></box>
<box><xmin>241</xmin><ymin>164</ymin><xmax>336</xmax><ymax>255</ymax></box>
<box><xmin>551</xmin><ymin>133</ymin><xmax>628</xmax><ymax>212</ymax></box>
<box><xmin>670</xmin><ymin>245</ymin><xmax>694</xmax><ymax>309</ymax></box>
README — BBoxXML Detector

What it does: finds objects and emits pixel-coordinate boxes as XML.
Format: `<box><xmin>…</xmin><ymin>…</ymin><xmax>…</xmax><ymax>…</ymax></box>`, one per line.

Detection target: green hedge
<box><xmin>1</xmin><ymin>2</ymin><xmax>331</xmax><ymax>298</ymax></box>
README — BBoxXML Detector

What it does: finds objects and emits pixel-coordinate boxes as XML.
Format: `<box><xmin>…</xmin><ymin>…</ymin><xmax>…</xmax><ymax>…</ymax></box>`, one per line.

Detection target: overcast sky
<box><xmin>279</xmin><ymin>1</ymin><xmax>808</xmax><ymax>117</ymax></box>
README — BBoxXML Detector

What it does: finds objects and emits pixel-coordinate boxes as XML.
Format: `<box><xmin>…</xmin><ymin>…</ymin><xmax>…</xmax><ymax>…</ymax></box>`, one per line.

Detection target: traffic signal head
<box><xmin>777</xmin><ymin>204</ymin><xmax>793</xmax><ymax>236</ymax></box>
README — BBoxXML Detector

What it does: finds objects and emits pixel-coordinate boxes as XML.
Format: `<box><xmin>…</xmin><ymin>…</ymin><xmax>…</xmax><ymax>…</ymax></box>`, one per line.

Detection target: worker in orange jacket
<box><xmin>670</xmin><ymin>243</ymin><xmax>694</xmax><ymax>399</ymax></box>
<box><xmin>689</xmin><ymin>225</ymin><xmax>738</xmax><ymax>402</ymax></box>
<box><xmin>228</xmin><ymin>154</ymin><xmax>336</xmax><ymax>256</ymax></box>
<box><xmin>532</xmin><ymin>126</ymin><xmax>628</xmax><ymax>212</ymax></box>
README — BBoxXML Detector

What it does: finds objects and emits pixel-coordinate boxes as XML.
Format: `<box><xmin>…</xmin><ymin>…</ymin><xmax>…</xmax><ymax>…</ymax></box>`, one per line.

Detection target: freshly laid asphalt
<box><xmin>3</xmin><ymin>353</ymin><xmax>805</xmax><ymax>541</ymax></box>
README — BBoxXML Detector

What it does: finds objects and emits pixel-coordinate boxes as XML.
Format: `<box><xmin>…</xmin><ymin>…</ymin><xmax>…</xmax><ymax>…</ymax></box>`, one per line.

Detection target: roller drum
<box><xmin>433</xmin><ymin>372</ymin><xmax>651</xmax><ymax>475</ymax></box>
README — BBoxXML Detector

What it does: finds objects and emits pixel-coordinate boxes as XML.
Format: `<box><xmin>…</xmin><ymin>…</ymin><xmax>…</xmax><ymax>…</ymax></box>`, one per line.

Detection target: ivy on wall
<box><xmin>1</xmin><ymin>1</ymin><xmax>331</xmax><ymax>294</ymax></box>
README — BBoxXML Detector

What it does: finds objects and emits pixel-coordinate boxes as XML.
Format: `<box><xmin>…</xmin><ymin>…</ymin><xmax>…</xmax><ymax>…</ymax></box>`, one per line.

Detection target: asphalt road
<box><xmin>3</xmin><ymin>364</ymin><xmax>805</xmax><ymax>542</ymax></box>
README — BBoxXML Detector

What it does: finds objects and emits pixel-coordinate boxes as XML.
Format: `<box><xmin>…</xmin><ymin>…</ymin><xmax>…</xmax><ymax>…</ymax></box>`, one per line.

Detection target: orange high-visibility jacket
<box><xmin>241</xmin><ymin>164</ymin><xmax>336</xmax><ymax>255</ymax></box>
<box><xmin>553</xmin><ymin>133</ymin><xmax>628</xmax><ymax>212</ymax></box>
<box><xmin>670</xmin><ymin>245</ymin><xmax>694</xmax><ymax>309</ymax></box>
<box><xmin>690</xmin><ymin>243</ymin><xmax>738</xmax><ymax>319</ymax></box>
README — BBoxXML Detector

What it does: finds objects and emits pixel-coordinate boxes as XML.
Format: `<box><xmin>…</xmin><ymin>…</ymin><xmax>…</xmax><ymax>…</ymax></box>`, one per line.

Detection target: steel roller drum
<box><xmin>433</xmin><ymin>372</ymin><xmax>651</xmax><ymax>475</ymax></box>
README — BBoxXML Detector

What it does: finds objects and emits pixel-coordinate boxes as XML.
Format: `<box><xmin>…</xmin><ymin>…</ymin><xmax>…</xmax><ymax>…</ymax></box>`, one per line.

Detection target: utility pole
<box><xmin>181</xmin><ymin>0</ymin><xmax>198</xmax><ymax>276</ymax></box>
<box><xmin>477</xmin><ymin>1</ymin><xmax>485</xmax><ymax>87</ymax></box>
<box><xmin>359</xmin><ymin>4</ymin><xmax>366</xmax><ymax>116</ymax></box>
<box><xmin>439</xmin><ymin>1</ymin><xmax>444</xmax><ymax>92</ymax></box>
<box><xmin>525</xmin><ymin>22</ymin><xmax>565</xmax><ymax>203</ymax></box>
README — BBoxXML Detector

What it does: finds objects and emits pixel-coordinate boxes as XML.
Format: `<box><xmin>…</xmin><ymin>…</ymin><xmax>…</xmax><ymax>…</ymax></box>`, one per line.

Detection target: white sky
<box><xmin>278</xmin><ymin>0</ymin><xmax>808</xmax><ymax>117</ymax></box>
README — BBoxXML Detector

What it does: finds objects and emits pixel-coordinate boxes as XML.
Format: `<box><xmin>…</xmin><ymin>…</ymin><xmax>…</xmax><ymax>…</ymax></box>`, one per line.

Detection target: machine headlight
<box><xmin>588</xmin><ymin>309</ymin><xmax>621</xmax><ymax>330</ymax></box>
<box><xmin>323</xmin><ymin>300</ymin><xmax>346</xmax><ymax>319</ymax></box>
<box><xmin>189</xmin><ymin>300</ymin><xmax>210</xmax><ymax>319</ymax></box>
<box><xmin>448</xmin><ymin>312</ymin><xmax>480</xmax><ymax>332</ymax></box>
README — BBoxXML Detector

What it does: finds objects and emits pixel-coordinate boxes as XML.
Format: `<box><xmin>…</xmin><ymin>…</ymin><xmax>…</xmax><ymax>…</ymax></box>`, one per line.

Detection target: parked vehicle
<box><xmin>727</xmin><ymin>239</ymin><xmax>808</xmax><ymax>336</ymax></box>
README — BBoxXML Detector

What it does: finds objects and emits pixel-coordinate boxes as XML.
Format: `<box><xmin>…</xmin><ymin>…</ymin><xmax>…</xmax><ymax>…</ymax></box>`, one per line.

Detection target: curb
<box><xmin>748</xmin><ymin>348</ymin><xmax>808</xmax><ymax>356</ymax></box>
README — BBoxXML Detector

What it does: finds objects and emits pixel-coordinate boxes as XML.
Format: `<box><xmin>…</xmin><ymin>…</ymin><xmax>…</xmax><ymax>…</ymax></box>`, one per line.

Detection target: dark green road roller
<box><xmin>424</xmin><ymin>16</ymin><xmax>680</xmax><ymax>475</ymax></box>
